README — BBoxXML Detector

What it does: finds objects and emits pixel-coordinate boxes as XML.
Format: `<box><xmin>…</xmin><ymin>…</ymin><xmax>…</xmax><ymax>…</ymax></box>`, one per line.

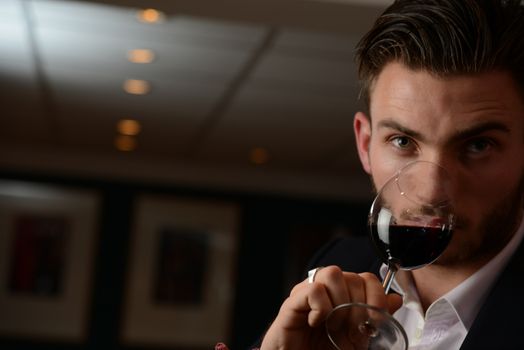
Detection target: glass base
<box><xmin>325</xmin><ymin>302</ymin><xmax>408</xmax><ymax>350</ymax></box>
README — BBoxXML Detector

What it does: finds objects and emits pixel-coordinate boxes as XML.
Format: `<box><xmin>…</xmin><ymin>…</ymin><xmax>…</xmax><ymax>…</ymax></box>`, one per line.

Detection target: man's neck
<box><xmin>411</xmin><ymin>260</ymin><xmax>489</xmax><ymax>312</ymax></box>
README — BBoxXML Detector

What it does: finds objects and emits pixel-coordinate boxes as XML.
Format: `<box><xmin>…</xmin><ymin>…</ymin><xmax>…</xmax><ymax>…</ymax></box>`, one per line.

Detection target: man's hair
<box><xmin>355</xmin><ymin>0</ymin><xmax>524</xmax><ymax>108</ymax></box>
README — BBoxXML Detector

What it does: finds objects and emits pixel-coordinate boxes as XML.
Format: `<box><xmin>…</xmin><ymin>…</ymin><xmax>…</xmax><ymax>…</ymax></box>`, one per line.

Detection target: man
<box><xmin>258</xmin><ymin>0</ymin><xmax>524</xmax><ymax>349</ymax></box>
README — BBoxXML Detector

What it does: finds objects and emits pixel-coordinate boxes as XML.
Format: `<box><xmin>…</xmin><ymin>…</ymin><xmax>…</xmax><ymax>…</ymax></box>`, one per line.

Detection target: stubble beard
<box><xmin>434</xmin><ymin>175</ymin><xmax>524</xmax><ymax>268</ymax></box>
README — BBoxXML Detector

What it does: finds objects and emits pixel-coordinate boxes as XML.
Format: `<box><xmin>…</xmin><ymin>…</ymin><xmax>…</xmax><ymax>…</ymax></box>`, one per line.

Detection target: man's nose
<box><xmin>420</xmin><ymin>175</ymin><xmax>448</xmax><ymax>206</ymax></box>
<box><xmin>398</xmin><ymin>161</ymin><xmax>452</xmax><ymax>207</ymax></box>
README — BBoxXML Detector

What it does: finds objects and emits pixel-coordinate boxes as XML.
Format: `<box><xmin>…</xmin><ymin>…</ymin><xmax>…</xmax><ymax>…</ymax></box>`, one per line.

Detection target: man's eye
<box><xmin>391</xmin><ymin>136</ymin><xmax>412</xmax><ymax>148</ymax></box>
<box><xmin>465</xmin><ymin>138</ymin><xmax>493</xmax><ymax>155</ymax></box>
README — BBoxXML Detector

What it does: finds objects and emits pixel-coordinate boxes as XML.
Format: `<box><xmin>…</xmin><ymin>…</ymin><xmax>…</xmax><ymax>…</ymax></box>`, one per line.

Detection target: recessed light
<box><xmin>117</xmin><ymin>119</ymin><xmax>141</xmax><ymax>136</ymax></box>
<box><xmin>249</xmin><ymin>147</ymin><xmax>270</xmax><ymax>165</ymax></box>
<box><xmin>115</xmin><ymin>135</ymin><xmax>137</xmax><ymax>152</ymax></box>
<box><xmin>123</xmin><ymin>79</ymin><xmax>150</xmax><ymax>95</ymax></box>
<box><xmin>137</xmin><ymin>9</ymin><xmax>165</xmax><ymax>23</ymax></box>
<box><xmin>127</xmin><ymin>49</ymin><xmax>155</xmax><ymax>64</ymax></box>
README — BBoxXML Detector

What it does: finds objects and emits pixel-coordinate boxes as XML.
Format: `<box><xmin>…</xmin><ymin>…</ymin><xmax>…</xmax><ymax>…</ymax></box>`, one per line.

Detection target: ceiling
<box><xmin>0</xmin><ymin>0</ymin><xmax>392</xmax><ymax>200</ymax></box>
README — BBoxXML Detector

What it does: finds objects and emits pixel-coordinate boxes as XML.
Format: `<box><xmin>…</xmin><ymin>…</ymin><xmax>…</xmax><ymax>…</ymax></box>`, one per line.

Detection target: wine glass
<box><xmin>325</xmin><ymin>160</ymin><xmax>455</xmax><ymax>350</ymax></box>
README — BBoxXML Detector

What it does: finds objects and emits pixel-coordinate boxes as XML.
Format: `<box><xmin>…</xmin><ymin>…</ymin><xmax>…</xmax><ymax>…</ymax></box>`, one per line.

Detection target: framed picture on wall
<box><xmin>121</xmin><ymin>194</ymin><xmax>240</xmax><ymax>349</ymax></box>
<box><xmin>0</xmin><ymin>180</ymin><xmax>99</xmax><ymax>342</ymax></box>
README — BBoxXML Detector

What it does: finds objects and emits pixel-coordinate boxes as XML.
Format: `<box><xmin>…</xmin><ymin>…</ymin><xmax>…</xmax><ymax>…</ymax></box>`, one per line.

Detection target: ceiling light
<box><xmin>123</xmin><ymin>79</ymin><xmax>151</xmax><ymax>95</ymax></box>
<box><xmin>249</xmin><ymin>147</ymin><xmax>270</xmax><ymax>165</ymax></box>
<box><xmin>127</xmin><ymin>49</ymin><xmax>155</xmax><ymax>64</ymax></box>
<box><xmin>115</xmin><ymin>135</ymin><xmax>137</xmax><ymax>152</ymax></box>
<box><xmin>137</xmin><ymin>9</ymin><xmax>165</xmax><ymax>23</ymax></box>
<box><xmin>117</xmin><ymin>119</ymin><xmax>141</xmax><ymax>136</ymax></box>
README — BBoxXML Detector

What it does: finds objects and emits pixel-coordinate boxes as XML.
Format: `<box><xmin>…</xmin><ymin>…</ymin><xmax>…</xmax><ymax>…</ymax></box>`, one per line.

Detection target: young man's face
<box><xmin>354</xmin><ymin>62</ymin><xmax>524</xmax><ymax>267</ymax></box>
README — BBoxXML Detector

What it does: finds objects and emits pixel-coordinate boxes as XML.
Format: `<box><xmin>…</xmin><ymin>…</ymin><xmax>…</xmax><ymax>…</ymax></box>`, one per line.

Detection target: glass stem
<box><xmin>382</xmin><ymin>265</ymin><xmax>398</xmax><ymax>294</ymax></box>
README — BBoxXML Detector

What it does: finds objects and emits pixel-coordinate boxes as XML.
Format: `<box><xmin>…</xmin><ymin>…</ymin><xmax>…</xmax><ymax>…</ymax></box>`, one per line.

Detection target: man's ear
<box><xmin>354</xmin><ymin>111</ymin><xmax>372</xmax><ymax>174</ymax></box>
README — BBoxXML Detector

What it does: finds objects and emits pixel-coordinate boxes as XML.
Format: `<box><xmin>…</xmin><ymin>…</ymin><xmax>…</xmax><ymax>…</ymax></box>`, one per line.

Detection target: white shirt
<box><xmin>380</xmin><ymin>216</ymin><xmax>524</xmax><ymax>349</ymax></box>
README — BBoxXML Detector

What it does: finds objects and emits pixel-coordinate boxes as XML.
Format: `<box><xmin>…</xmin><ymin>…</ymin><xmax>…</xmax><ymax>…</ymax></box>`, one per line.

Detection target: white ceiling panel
<box><xmin>31</xmin><ymin>0</ymin><xmax>267</xmax><ymax>47</ymax></box>
<box><xmin>0</xmin><ymin>0</ymin><xmax>23</xmax><ymax>16</ymax></box>
<box><xmin>35</xmin><ymin>25</ymin><xmax>258</xmax><ymax>79</ymax></box>
<box><xmin>47</xmin><ymin>65</ymin><xmax>226</xmax><ymax>117</ymax></box>
<box><xmin>0</xmin><ymin>9</ymin><xmax>32</xmax><ymax>65</ymax></box>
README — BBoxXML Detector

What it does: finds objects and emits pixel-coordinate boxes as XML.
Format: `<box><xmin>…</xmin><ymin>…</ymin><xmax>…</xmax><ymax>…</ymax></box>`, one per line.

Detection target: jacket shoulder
<box><xmin>306</xmin><ymin>235</ymin><xmax>379</xmax><ymax>274</ymax></box>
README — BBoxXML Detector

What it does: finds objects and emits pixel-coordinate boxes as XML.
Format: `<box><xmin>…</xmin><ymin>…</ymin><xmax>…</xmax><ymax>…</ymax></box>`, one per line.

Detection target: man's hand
<box><xmin>260</xmin><ymin>266</ymin><xmax>402</xmax><ymax>350</ymax></box>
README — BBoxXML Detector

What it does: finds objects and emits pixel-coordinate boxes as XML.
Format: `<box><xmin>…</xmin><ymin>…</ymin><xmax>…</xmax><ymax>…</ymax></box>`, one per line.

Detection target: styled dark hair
<box><xmin>355</xmin><ymin>0</ymin><xmax>524</xmax><ymax>108</ymax></box>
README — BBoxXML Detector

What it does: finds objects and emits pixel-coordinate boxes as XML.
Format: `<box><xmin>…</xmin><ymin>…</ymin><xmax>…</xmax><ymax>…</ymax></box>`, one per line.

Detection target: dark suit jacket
<box><xmin>305</xmin><ymin>235</ymin><xmax>524</xmax><ymax>350</ymax></box>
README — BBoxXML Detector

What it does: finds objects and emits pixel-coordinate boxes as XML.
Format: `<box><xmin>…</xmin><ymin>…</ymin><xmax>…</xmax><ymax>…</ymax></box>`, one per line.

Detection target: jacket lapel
<box><xmin>460</xmin><ymin>239</ymin><xmax>524</xmax><ymax>349</ymax></box>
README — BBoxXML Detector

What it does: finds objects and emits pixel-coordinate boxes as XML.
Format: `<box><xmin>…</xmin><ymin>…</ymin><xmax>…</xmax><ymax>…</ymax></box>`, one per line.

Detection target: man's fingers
<box><xmin>312</xmin><ymin>266</ymin><xmax>351</xmax><ymax>307</ymax></box>
<box><xmin>386</xmin><ymin>293</ymin><xmax>403</xmax><ymax>314</ymax></box>
<box><xmin>343</xmin><ymin>272</ymin><xmax>366</xmax><ymax>303</ymax></box>
<box><xmin>283</xmin><ymin>278</ymin><xmax>334</xmax><ymax>327</ymax></box>
<box><xmin>360</xmin><ymin>272</ymin><xmax>403</xmax><ymax>315</ymax></box>
<box><xmin>305</xmin><ymin>282</ymin><xmax>334</xmax><ymax>326</ymax></box>
<box><xmin>359</xmin><ymin>272</ymin><xmax>388</xmax><ymax>310</ymax></box>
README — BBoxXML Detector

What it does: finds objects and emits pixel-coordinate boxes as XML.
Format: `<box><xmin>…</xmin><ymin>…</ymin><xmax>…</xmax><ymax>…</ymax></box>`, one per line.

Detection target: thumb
<box><xmin>386</xmin><ymin>293</ymin><xmax>403</xmax><ymax>314</ymax></box>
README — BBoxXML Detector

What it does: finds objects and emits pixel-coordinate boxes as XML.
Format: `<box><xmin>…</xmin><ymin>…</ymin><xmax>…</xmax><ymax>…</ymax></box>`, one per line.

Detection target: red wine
<box><xmin>370</xmin><ymin>224</ymin><xmax>452</xmax><ymax>269</ymax></box>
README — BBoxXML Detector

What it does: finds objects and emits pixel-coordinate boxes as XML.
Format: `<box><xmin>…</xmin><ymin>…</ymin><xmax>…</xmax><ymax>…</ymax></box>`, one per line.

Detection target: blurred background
<box><xmin>0</xmin><ymin>0</ymin><xmax>391</xmax><ymax>349</ymax></box>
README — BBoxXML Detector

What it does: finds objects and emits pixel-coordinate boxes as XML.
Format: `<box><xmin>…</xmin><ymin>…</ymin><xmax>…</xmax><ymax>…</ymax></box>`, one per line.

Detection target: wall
<box><xmin>0</xmin><ymin>170</ymin><xmax>370</xmax><ymax>350</ymax></box>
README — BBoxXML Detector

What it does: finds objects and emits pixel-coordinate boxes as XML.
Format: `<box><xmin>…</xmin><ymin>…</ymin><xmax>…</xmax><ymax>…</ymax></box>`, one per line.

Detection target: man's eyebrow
<box><xmin>375</xmin><ymin>119</ymin><xmax>511</xmax><ymax>144</ymax></box>
<box><xmin>376</xmin><ymin>119</ymin><xmax>426</xmax><ymax>141</ymax></box>
<box><xmin>449</xmin><ymin>121</ymin><xmax>511</xmax><ymax>142</ymax></box>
